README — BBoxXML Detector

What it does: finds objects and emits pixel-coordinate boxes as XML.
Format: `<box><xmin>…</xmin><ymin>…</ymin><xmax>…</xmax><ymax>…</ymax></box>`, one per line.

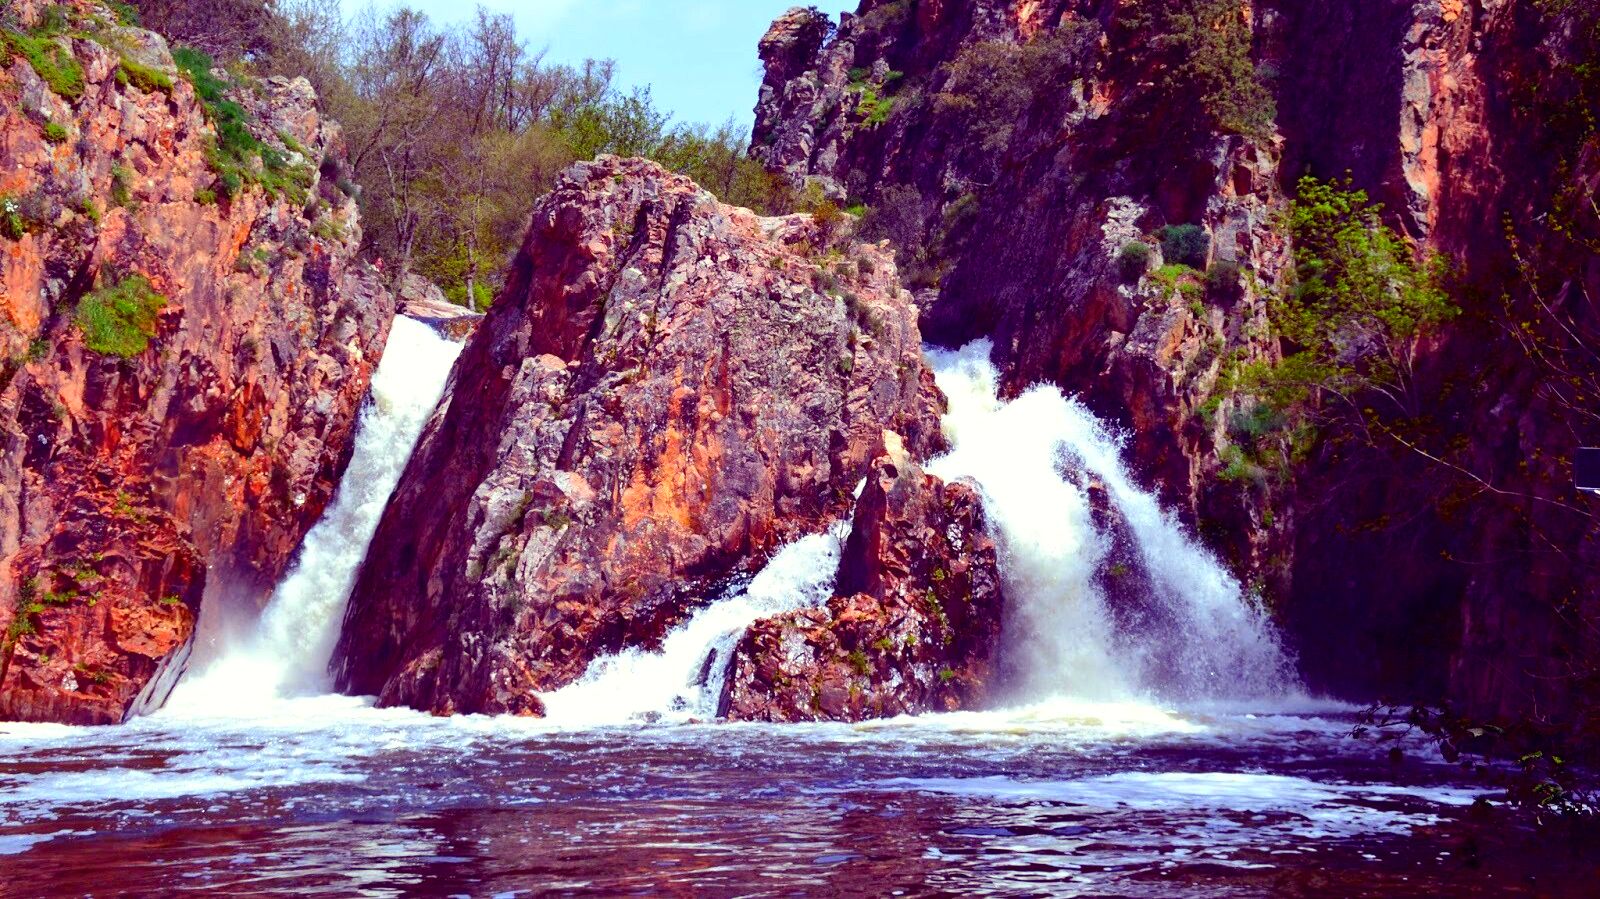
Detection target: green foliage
<box><xmin>934</xmin><ymin>25</ymin><xmax>1092</xmax><ymax>157</ymax></box>
<box><xmin>938</xmin><ymin>667</ymin><xmax>957</xmax><ymax>684</ymax></box>
<box><xmin>110</xmin><ymin>164</ymin><xmax>135</xmax><ymax>208</ymax></box>
<box><xmin>1160</xmin><ymin>224</ymin><xmax>1210</xmax><ymax>268</ymax></box>
<box><xmin>42</xmin><ymin>121</ymin><xmax>68</xmax><ymax>143</ymax></box>
<box><xmin>1145</xmin><ymin>0</ymin><xmax>1276</xmax><ymax>138</ymax></box>
<box><xmin>847</xmin><ymin>649</ymin><xmax>871</xmax><ymax>676</ymax></box>
<box><xmin>193</xmin><ymin>188</ymin><xmax>216</xmax><ymax>205</ymax></box>
<box><xmin>107</xmin><ymin>1</ymin><xmax>141</xmax><ymax>26</ymax></box>
<box><xmin>1274</xmin><ymin>176</ymin><xmax>1456</xmax><ymax>412</ymax></box>
<box><xmin>848</xmin><ymin>70</ymin><xmax>903</xmax><ymax>129</ymax></box>
<box><xmin>0</xmin><ymin>195</ymin><xmax>29</xmax><ymax>241</ymax></box>
<box><xmin>75</xmin><ymin>273</ymin><xmax>168</xmax><ymax>358</ymax></box>
<box><xmin>118</xmin><ymin>58</ymin><xmax>175</xmax><ymax>94</ymax></box>
<box><xmin>174</xmin><ymin>47</ymin><xmax>311</xmax><ymax>203</ymax></box>
<box><xmin>2</xmin><ymin>21</ymin><xmax>85</xmax><ymax>101</ymax></box>
<box><xmin>1116</xmin><ymin>241</ymin><xmax>1154</xmax><ymax>282</ymax></box>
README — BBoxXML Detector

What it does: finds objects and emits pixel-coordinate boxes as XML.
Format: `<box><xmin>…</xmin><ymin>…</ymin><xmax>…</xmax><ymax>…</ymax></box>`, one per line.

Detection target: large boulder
<box><xmin>333</xmin><ymin>156</ymin><xmax>945</xmax><ymax>716</ymax></box>
<box><xmin>721</xmin><ymin>432</ymin><xmax>1004</xmax><ymax>721</ymax></box>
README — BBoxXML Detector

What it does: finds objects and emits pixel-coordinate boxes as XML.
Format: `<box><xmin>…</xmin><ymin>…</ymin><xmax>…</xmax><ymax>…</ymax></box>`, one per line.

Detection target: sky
<box><xmin>341</xmin><ymin>1</ymin><xmax>858</xmax><ymax>130</ymax></box>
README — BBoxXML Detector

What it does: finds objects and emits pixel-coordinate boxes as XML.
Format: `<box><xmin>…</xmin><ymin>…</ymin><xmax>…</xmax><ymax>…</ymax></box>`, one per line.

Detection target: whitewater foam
<box><xmin>539</xmin><ymin>521</ymin><xmax>852</xmax><ymax>725</ymax></box>
<box><xmin>924</xmin><ymin>340</ymin><xmax>1294</xmax><ymax>706</ymax></box>
<box><xmin>162</xmin><ymin>317</ymin><xmax>462</xmax><ymax>716</ymax></box>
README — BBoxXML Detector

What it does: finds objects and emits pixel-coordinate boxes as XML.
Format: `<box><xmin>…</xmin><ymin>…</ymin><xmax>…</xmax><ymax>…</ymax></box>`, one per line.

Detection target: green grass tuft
<box><xmin>2</xmin><ymin>26</ymin><xmax>84</xmax><ymax>101</ymax></box>
<box><xmin>75</xmin><ymin>274</ymin><xmax>168</xmax><ymax>358</ymax></box>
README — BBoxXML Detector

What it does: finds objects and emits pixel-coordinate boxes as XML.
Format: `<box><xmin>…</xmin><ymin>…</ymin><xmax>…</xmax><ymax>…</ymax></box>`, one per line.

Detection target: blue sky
<box><xmin>344</xmin><ymin>1</ymin><xmax>857</xmax><ymax>130</ymax></box>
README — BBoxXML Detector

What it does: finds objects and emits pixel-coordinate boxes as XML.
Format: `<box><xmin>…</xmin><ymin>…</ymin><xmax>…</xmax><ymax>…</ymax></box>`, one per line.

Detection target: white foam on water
<box><xmin>924</xmin><ymin>340</ymin><xmax>1295</xmax><ymax>705</ymax></box>
<box><xmin>162</xmin><ymin>316</ymin><xmax>463</xmax><ymax>716</ymax></box>
<box><xmin>874</xmin><ymin>771</ymin><xmax>1488</xmax><ymax>838</ymax></box>
<box><xmin>539</xmin><ymin>522</ymin><xmax>851</xmax><ymax>725</ymax></box>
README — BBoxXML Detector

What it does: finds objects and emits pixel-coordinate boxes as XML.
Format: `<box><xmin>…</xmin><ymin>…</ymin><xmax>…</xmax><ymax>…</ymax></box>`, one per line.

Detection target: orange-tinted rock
<box><xmin>721</xmin><ymin>432</ymin><xmax>1004</xmax><ymax>722</ymax></box>
<box><xmin>333</xmin><ymin>156</ymin><xmax>945</xmax><ymax>716</ymax></box>
<box><xmin>0</xmin><ymin>3</ymin><xmax>393</xmax><ymax>724</ymax></box>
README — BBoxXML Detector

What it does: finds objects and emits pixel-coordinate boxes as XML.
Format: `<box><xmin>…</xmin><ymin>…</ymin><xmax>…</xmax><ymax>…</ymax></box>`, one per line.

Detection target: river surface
<box><xmin>1</xmin><ymin>324</ymin><xmax>1590</xmax><ymax>895</ymax></box>
<box><xmin>0</xmin><ymin>699</ymin><xmax>1588</xmax><ymax>897</ymax></box>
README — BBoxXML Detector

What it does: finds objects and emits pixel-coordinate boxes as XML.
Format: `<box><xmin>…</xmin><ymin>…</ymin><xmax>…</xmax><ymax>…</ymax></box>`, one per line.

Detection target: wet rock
<box><xmin>334</xmin><ymin>156</ymin><xmax>945</xmax><ymax>716</ymax></box>
<box><xmin>721</xmin><ymin>431</ymin><xmax>1003</xmax><ymax>722</ymax></box>
<box><xmin>0</xmin><ymin>2</ymin><xmax>394</xmax><ymax>724</ymax></box>
<box><xmin>396</xmin><ymin>272</ymin><xmax>482</xmax><ymax>341</ymax></box>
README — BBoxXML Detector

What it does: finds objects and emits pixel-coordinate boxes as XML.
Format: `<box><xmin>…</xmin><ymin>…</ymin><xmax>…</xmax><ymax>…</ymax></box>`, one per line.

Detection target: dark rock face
<box><xmin>752</xmin><ymin>0</ymin><xmax>1600</xmax><ymax>736</ymax></box>
<box><xmin>721</xmin><ymin>432</ymin><xmax>1003</xmax><ymax>721</ymax></box>
<box><xmin>333</xmin><ymin>156</ymin><xmax>946</xmax><ymax>717</ymax></box>
<box><xmin>0</xmin><ymin>2</ymin><xmax>394</xmax><ymax>723</ymax></box>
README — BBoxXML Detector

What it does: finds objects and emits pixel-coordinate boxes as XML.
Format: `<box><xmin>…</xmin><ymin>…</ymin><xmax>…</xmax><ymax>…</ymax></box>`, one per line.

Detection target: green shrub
<box><xmin>2</xmin><ymin>25</ymin><xmax>84</xmax><ymax>101</ymax></box>
<box><xmin>42</xmin><ymin>121</ymin><xmax>67</xmax><ymax>143</ymax></box>
<box><xmin>847</xmin><ymin>649</ymin><xmax>871</xmax><ymax>676</ymax></box>
<box><xmin>1140</xmin><ymin>0</ymin><xmax>1276</xmax><ymax>138</ymax></box>
<box><xmin>194</xmin><ymin>188</ymin><xmax>217</xmax><ymax>205</ymax></box>
<box><xmin>1160</xmin><ymin>224</ymin><xmax>1210</xmax><ymax>268</ymax></box>
<box><xmin>1206</xmin><ymin>257</ymin><xmax>1244</xmax><ymax>301</ymax></box>
<box><xmin>110</xmin><ymin>164</ymin><xmax>135</xmax><ymax>208</ymax></box>
<box><xmin>108</xmin><ymin>1</ymin><xmax>141</xmax><ymax>26</ymax></box>
<box><xmin>1</xmin><ymin>195</ymin><xmax>28</xmax><ymax>240</ymax></box>
<box><xmin>1116</xmin><ymin>241</ymin><xmax>1153</xmax><ymax>282</ymax></box>
<box><xmin>75</xmin><ymin>274</ymin><xmax>168</xmax><ymax>358</ymax></box>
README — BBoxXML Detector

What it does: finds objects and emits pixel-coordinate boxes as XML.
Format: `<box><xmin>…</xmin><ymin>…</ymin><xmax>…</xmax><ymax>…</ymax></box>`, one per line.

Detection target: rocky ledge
<box><xmin>333</xmin><ymin>156</ymin><xmax>946</xmax><ymax>716</ymax></box>
<box><xmin>0</xmin><ymin>1</ymin><xmax>393</xmax><ymax>724</ymax></box>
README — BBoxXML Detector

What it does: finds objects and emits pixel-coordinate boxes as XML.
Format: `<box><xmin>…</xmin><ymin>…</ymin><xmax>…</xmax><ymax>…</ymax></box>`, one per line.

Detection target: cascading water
<box><xmin>925</xmin><ymin>340</ymin><xmax>1295</xmax><ymax>705</ymax></box>
<box><xmin>539</xmin><ymin>522</ymin><xmax>852</xmax><ymax>725</ymax></box>
<box><xmin>162</xmin><ymin>317</ymin><xmax>463</xmax><ymax>715</ymax></box>
<box><xmin>540</xmin><ymin>338</ymin><xmax>1293</xmax><ymax>726</ymax></box>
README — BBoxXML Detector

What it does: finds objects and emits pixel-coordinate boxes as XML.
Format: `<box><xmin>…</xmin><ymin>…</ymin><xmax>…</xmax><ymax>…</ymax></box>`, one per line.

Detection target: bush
<box><xmin>1160</xmin><ymin>224</ymin><xmax>1210</xmax><ymax>269</ymax></box>
<box><xmin>110</xmin><ymin>164</ymin><xmax>135</xmax><ymax>208</ymax></box>
<box><xmin>42</xmin><ymin>121</ymin><xmax>67</xmax><ymax>143</ymax></box>
<box><xmin>1206</xmin><ymin>257</ymin><xmax>1244</xmax><ymax>302</ymax></box>
<box><xmin>1116</xmin><ymin>241</ymin><xmax>1154</xmax><ymax>282</ymax></box>
<box><xmin>76</xmin><ymin>274</ymin><xmax>168</xmax><ymax>358</ymax></box>
<box><xmin>1</xmin><ymin>195</ymin><xmax>29</xmax><ymax>240</ymax></box>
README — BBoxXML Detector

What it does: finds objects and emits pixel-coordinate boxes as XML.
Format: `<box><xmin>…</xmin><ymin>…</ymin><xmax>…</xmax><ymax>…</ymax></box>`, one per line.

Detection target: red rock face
<box><xmin>333</xmin><ymin>156</ymin><xmax>945</xmax><ymax>716</ymax></box>
<box><xmin>753</xmin><ymin>0</ymin><xmax>1600</xmax><ymax>736</ymax></box>
<box><xmin>0</xmin><ymin>4</ymin><xmax>393</xmax><ymax>724</ymax></box>
<box><xmin>721</xmin><ymin>433</ymin><xmax>1004</xmax><ymax>722</ymax></box>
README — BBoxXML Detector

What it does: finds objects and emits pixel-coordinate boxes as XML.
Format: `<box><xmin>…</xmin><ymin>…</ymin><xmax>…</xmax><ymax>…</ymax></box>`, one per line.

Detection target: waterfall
<box><xmin>925</xmin><ymin>340</ymin><xmax>1294</xmax><ymax>704</ymax></box>
<box><xmin>539</xmin><ymin>522</ymin><xmax>851</xmax><ymax>725</ymax></box>
<box><xmin>162</xmin><ymin>317</ymin><xmax>463</xmax><ymax>715</ymax></box>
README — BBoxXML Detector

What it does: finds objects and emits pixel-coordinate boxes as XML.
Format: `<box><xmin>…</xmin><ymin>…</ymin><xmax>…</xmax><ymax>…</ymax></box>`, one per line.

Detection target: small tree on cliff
<box><xmin>1223</xmin><ymin>176</ymin><xmax>1456</xmax><ymax>474</ymax></box>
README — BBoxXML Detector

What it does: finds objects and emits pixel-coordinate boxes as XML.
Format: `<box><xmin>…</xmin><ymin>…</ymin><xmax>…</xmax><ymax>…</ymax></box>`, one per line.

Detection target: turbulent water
<box><xmin>0</xmin><ymin>337</ymin><xmax>1580</xmax><ymax>896</ymax></box>
<box><xmin>169</xmin><ymin>316</ymin><xmax>463</xmax><ymax>713</ymax></box>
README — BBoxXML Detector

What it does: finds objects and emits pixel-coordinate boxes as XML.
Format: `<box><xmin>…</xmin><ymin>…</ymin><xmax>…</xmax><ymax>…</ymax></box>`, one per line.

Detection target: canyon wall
<box><xmin>0</xmin><ymin>1</ymin><xmax>393</xmax><ymax>723</ymax></box>
<box><xmin>753</xmin><ymin>0</ymin><xmax>1599</xmax><ymax>737</ymax></box>
<box><xmin>333</xmin><ymin>156</ymin><xmax>947</xmax><ymax>716</ymax></box>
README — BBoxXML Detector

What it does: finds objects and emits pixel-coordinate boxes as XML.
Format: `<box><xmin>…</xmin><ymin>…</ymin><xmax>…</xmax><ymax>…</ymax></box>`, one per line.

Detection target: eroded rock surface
<box><xmin>0</xmin><ymin>2</ymin><xmax>393</xmax><ymax>723</ymax></box>
<box><xmin>334</xmin><ymin>156</ymin><xmax>944</xmax><ymax>716</ymax></box>
<box><xmin>721</xmin><ymin>432</ymin><xmax>1002</xmax><ymax>722</ymax></box>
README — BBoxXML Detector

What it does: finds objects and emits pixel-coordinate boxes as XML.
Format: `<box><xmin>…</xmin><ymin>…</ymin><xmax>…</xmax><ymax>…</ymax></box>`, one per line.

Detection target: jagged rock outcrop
<box><xmin>721</xmin><ymin>431</ymin><xmax>1002</xmax><ymax>721</ymax></box>
<box><xmin>333</xmin><ymin>156</ymin><xmax>945</xmax><ymax>716</ymax></box>
<box><xmin>753</xmin><ymin>0</ymin><xmax>1600</xmax><ymax>740</ymax></box>
<box><xmin>0</xmin><ymin>1</ymin><xmax>394</xmax><ymax>724</ymax></box>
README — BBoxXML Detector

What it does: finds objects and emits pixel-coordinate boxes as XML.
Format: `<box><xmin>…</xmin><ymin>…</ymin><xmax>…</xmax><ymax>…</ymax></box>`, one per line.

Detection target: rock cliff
<box><xmin>333</xmin><ymin>156</ymin><xmax>945</xmax><ymax>716</ymax></box>
<box><xmin>752</xmin><ymin>0</ymin><xmax>1599</xmax><ymax>738</ymax></box>
<box><xmin>0</xmin><ymin>1</ymin><xmax>393</xmax><ymax>723</ymax></box>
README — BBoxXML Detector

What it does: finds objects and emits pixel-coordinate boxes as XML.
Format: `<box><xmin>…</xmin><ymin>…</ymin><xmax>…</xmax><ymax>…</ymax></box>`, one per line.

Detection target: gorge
<box><xmin>1</xmin><ymin>0</ymin><xmax>1597</xmax><ymax>894</ymax></box>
